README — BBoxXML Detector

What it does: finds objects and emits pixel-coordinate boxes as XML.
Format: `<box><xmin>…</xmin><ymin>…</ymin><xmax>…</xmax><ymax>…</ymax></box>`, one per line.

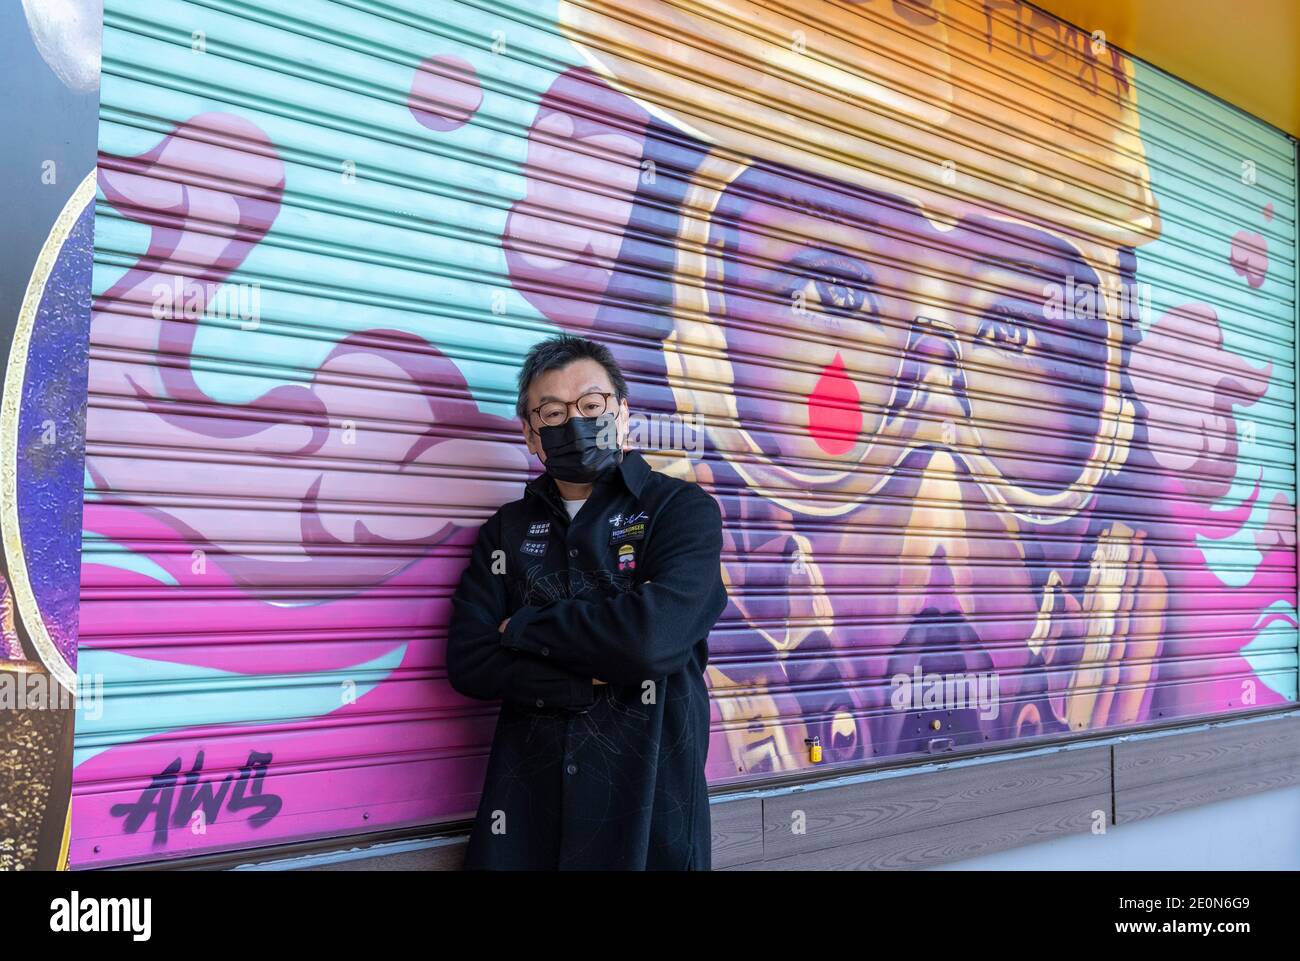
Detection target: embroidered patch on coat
<box><xmin>528</xmin><ymin>521</ymin><xmax>550</xmax><ymax>537</ymax></box>
<box><xmin>617</xmin><ymin>543</ymin><xmax>636</xmax><ymax>572</ymax></box>
<box><xmin>609</xmin><ymin>522</ymin><xmax>646</xmax><ymax>544</ymax></box>
<box><xmin>520</xmin><ymin>539</ymin><xmax>548</xmax><ymax>557</ymax></box>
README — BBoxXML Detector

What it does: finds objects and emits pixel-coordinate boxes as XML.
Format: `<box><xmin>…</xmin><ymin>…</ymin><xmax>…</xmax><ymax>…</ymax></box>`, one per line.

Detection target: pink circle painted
<box><xmin>409</xmin><ymin>54</ymin><xmax>482</xmax><ymax>131</ymax></box>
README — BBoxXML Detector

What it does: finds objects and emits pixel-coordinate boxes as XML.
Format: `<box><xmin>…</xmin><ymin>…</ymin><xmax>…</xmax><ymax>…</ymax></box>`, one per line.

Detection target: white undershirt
<box><xmin>563</xmin><ymin>498</ymin><xmax>587</xmax><ymax>519</ymax></box>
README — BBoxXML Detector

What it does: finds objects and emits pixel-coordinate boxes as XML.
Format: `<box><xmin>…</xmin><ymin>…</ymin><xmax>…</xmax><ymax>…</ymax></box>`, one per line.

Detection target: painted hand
<box><xmin>1032</xmin><ymin>522</ymin><xmax>1168</xmax><ymax>731</ymax></box>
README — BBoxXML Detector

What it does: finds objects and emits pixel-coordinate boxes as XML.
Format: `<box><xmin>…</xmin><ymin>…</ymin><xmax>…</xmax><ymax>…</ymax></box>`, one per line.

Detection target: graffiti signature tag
<box><xmin>108</xmin><ymin>749</ymin><xmax>283</xmax><ymax>846</ymax></box>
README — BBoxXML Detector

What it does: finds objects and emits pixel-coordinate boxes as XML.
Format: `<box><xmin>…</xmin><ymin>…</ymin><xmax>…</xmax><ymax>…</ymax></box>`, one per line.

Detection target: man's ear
<box><xmin>617</xmin><ymin>398</ymin><xmax>631</xmax><ymax>450</ymax></box>
<box><xmin>521</xmin><ymin>417</ymin><xmax>540</xmax><ymax>458</ymax></box>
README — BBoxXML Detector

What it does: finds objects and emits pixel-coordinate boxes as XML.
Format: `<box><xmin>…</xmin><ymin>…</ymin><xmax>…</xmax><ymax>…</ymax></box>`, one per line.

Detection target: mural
<box><xmin>74</xmin><ymin>0</ymin><xmax>1297</xmax><ymax>864</ymax></box>
<box><xmin>0</xmin><ymin>0</ymin><xmax>102</xmax><ymax>869</ymax></box>
<box><xmin>517</xmin><ymin>0</ymin><xmax>1298</xmax><ymax>772</ymax></box>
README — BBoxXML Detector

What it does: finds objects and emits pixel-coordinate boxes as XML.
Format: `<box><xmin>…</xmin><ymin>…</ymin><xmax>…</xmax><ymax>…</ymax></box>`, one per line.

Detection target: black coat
<box><xmin>446</xmin><ymin>450</ymin><xmax>727</xmax><ymax>870</ymax></box>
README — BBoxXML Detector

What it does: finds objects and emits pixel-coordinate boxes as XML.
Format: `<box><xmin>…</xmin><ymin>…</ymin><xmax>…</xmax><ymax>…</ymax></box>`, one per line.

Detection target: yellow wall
<box><xmin>1035</xmin><ymin>0</ymin><xmax>1298</xmax><ymax>137</ymax></box>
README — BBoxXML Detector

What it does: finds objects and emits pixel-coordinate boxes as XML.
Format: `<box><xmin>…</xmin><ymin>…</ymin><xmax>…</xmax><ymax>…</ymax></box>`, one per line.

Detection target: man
<box><xmin>446</xmin><ymin>333</ymin><xmax>727</xmax><ymax>870</ymax></box>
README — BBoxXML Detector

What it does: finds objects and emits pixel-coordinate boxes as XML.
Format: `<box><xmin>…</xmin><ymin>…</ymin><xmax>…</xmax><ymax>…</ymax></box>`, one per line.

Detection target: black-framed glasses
<box><xmin>528</xmin><ymin>391</ymin><xmax>614</xmax><ymax>430</ymax></box>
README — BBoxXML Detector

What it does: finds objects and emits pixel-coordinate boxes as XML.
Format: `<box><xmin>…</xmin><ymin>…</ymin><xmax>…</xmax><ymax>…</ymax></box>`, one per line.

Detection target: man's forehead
<box><xmin>530</xmin><ymin>360</ymin><xmax>612</xmax><ymax>397</ymax></box>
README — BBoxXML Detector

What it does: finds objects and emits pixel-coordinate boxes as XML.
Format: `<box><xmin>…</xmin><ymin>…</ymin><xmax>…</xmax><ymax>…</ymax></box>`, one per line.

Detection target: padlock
<box><xmin>805</xmin><ymin>735</ymin><xmax>822</xmax><ymax>763</ymax></box>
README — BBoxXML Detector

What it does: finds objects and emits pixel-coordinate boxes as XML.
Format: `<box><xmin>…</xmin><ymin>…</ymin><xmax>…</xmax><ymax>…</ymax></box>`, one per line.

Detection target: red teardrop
<box><xmin>806</xmin><ymin>352</ymin><xmax>862</xmax><ymax>455</ymax></box>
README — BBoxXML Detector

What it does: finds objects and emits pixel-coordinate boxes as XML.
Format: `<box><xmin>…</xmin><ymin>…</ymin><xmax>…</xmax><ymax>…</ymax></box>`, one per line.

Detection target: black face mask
<box><xmin>537</xmin><ymin>413</ymin><xmax>623</xmax><ymax>484</ymax></box>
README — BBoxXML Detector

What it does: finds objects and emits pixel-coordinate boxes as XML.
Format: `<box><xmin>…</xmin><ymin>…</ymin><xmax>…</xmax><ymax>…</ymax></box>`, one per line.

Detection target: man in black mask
<box><xmin>446</xmin><ymin>333</ymin><xmax>728</xmax><ymax>870</ymax></box>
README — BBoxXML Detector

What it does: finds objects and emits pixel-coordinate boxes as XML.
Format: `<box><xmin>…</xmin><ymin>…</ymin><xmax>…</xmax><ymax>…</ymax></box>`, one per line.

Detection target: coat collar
<box><xmin>615</xmin><ymin>448</ymin><xmax>652</xmax><ymax>497</ymax></box>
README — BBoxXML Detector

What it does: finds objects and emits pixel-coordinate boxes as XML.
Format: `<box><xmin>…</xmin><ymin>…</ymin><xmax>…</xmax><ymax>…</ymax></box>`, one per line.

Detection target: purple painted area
<box><xmin>408</xmin><ymin>54</ymin><xmax>482</xmax><ymax>132</ymax></box>
<box><xmin>16</xmin><ymin>195</ymin><xmax>95</xmax><ymax>671</ymax></box>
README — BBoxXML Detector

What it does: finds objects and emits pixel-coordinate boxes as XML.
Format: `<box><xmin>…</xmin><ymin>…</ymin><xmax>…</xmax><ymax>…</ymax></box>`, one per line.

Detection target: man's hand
<box><xmin>506</xmin><ymin>616</ymin><xmax>603</xmax><ymax>686</ymax></box>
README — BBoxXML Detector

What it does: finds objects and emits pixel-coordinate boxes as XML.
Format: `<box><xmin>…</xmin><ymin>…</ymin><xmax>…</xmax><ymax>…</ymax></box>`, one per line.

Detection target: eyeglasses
<box><xmin>528</xmin><ymin>391</ymin><xmax>614</xmax><ymax>430</ymax></box>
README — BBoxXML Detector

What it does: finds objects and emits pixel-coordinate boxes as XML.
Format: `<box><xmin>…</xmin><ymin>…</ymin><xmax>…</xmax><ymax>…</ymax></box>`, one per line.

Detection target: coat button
<box><xmin>536</xmin><ymin>698</ymin><xmax>545</xmax><ymax>708</ymax></box>
<box><xmin>566</xmin><ymin>763</ymin><xmax>578</xmax><ymax>775</ymax></box>
<box><xmin>540</xmin><ymin>646</ymin><xmax>550</xmax><ymax>656</ymax></box>
<box><xmin>568</xmin><ymin>548</ymin><xmax>578</xmax><ymax>558</ymax></box>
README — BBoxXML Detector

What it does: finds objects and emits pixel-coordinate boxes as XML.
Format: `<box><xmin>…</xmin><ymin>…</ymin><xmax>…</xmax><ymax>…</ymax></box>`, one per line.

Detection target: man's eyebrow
<box><xmin>536</xmin><ymin>384</ymin><xmax>607</xmax><ymax>403</ymax></box>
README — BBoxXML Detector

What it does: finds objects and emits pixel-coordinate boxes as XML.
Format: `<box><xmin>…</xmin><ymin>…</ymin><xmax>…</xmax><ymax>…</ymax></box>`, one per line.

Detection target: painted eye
<box><xmin>791</xmin><ymin>252</ymin><xmax>881</xmax><ymax>321</ymax></box>
<box><xmin>976</xmin><ymin>306</ymin><xmax>1036</xmax><ymax>352</ymax></box>
<box><xmin>812</xmin><ymin>276</ymin><xmax>865</xmax><ymax>312</ymax></box>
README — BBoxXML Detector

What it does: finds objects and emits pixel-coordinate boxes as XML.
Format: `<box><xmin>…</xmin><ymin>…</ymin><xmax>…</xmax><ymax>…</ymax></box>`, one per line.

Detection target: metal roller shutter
<box><xmin>75</xmin><ymin>0</ymin><xmax>1298</xmax><ymax>865</ymax></box>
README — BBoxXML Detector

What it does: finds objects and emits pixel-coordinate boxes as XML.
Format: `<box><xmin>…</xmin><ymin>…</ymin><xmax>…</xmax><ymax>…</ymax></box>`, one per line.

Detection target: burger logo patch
<box><xmin>617</xmin><ymin>543</ymin><xmax>636</xmax><ymax>572</ymax></box>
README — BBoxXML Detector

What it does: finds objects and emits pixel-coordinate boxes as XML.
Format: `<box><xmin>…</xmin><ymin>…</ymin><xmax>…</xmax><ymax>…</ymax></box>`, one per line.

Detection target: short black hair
<box><xmin>516</xmin><ymin>334</ymin><xmax>629</xmax><ymax>420</ymax></box>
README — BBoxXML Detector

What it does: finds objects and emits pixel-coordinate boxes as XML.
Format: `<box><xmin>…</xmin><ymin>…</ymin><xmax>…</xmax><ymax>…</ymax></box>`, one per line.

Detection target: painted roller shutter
<box><xmin>74</xmin><ymin>0</ymin><xmax>1297</xmax><ymax>865</ymax></box>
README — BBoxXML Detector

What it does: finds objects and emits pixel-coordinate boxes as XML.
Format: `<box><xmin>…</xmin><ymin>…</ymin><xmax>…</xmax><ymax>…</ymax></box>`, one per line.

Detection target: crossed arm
<box><xmin>446</xmin><ymin>512</ymin><xmax>597</xmax><ymax>711</ymax></box>
<box><xmin>500</xmin><ymin>488</ymin><xmax>728</xmax><ymax>686</ymax></box>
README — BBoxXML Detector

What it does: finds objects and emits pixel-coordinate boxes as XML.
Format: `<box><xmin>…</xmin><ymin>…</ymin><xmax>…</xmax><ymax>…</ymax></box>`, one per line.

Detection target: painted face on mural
<box><xmin>690</xmin><ymin>160</ymin><xmax>1144</xmax><ymax>749</ymax></box>
<box><xmin>712</xmin><ymin>164</ymin><xmax>1111</xmax><ymax>490</ymax></box>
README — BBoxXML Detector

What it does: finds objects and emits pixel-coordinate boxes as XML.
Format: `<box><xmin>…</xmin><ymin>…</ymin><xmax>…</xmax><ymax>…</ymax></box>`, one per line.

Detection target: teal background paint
<box><xmin>1132</xmin><ymin>62</ymin><xmax>1298</xmax><ymax>696</ymax></box>
<box><xmin>92</xmin><ymin>0</ymin><xmax>578</xmax><ymax>420</ymax></box>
